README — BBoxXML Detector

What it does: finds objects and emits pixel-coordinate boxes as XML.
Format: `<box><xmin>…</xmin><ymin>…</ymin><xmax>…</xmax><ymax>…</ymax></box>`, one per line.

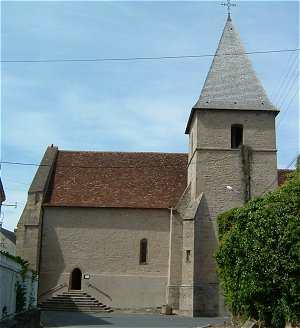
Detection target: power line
<box><xmin>286</xmin><ymin>155</ymin><xmax>299</xmax><ymax>168</ymax></box>
<box><xmin>0</xmin><ymin>153</ymin><xmax>235</xmax><ymax>170</ymax></box>
<box><xmin>3</xmin><ymin>153</ymin><xmax>297</xmax><ymax>205</ymax></box>
<box><xmin>277</xmin><ymin>87</ymin><xmax>299</xmax><ymax>128</ymax></box>
<box><xmin>1</xmin><ymin>149</ymin><xmax>298</xmax><ymax>171</ymax></box>
<box><xmin>273</xmin><ymin>53</ymin><xmax>298</xmax><ymax>106</ymax></box>
<box><xmin>270</xmin><ymin>52</ymin><xmax>294</xmax><ymax>102</ymax></box>
<box><xmin>1</xmin><ymin>178</ymin><xmax>29</xmax><ymax>186</ymax></box>
<box><xmin>1</xmin><ymin>48</ymin><xmax>300</xmax><ymax>64</ymax></box>
<box><xmin>0</xmin><ymin>152</ymin><xmax>296</xmax><ymax>174</ymax></box>
<box><xmin>277</xmin><ymin>71</ymin><xmax>299</xmax><ymax>109</ymax></box>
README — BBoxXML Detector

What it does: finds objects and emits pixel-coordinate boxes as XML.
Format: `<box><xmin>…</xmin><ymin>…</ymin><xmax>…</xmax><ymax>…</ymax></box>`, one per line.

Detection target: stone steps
<box><xmin>39</xmin><ymin>290</ymin><xmax>113</xmax><ymax>313</ymax></box>
<box><xmin>43</xmin><ymin>300</ymin><xmax>105</xmax><ymax>306</ymax></box>
<box><xmin>51</xmin><ymin>296</ymin><xmax>99</xmax><ymax>301</ymax></box>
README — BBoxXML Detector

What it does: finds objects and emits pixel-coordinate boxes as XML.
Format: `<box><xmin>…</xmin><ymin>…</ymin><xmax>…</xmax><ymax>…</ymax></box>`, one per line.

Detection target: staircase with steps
<box><xmin>39</xmin><ymin>290</ymin><xmax>113</xmax><ymax>312</ymax></box>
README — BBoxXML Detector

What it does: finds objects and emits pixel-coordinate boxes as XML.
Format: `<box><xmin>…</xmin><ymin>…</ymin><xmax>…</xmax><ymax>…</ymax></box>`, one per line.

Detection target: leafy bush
<box><xmin>15</xmin><ymin>281</ymin><xmax>26</xmax><ymax>313</ymax></box>
<box><xmin>216</xmin><ymin>164</ymin><xmax>300</xmax><ymax>328</ymax></box>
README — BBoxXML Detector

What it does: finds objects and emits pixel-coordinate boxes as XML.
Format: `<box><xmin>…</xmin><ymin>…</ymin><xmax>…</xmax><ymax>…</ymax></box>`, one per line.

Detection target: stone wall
<box><xmin>16</xmin><ymin>146</ymin><xmax>58</xmax><ymax>271</ymax></box>
<box><xmin>39</xmin><ymin>207</ymin><xmax>171</xmax><ymax>309</ymax></box>
<box><xmin>166</xmin><ymin>209</ymin><xmax>183</xmax><ymax>310</ymax></box>
<box><xmin>187</xmin><ymin>109</ymin><xmax>277</xmax><ymax>316</ymax></box>
<box><xmin>195</xmin><ymin>109</ymin><xmax>276</xmax><ymax>150</ymax></box>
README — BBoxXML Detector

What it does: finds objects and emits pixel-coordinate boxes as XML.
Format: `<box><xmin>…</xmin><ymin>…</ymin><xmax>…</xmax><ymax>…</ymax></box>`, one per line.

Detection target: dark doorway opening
<box><xmin>71</xmin><ymin>268</ymin><xmax>82</xmax><ymax>290</ymax></box>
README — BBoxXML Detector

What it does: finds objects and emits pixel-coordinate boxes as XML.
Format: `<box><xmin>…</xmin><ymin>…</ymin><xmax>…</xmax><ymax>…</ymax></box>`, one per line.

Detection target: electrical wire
<box><xmin>273</xmin><ymin>53</ymin><xmax>298</xmax><ymax>106</ymax></box>
<box><xmin>2</xmin><ymin>153</ymin><xmax>297</xmax><ymax>205</ymax></box>
<box><xmin>0</xmin><ymin>153</ymin><xmax>236</xmax><ymax>170</ymax></box>
<box><xmin>277</xmin><ymin>72</ymin><xmax>299</xmax><ymax>109</ymax></box>
<box><xmin>1</xmin><ymin>48</ymin><xmax>299</xmax><ymax>64</ymax></box>
<box><xmin>277</xmin><ymin>87</ymin><xmax>299</xmax><ymax>128</ymax></box>
<box><xmin>270</xmin><ymin>52</ymin><xmax>294</xmax><ymax>102</ymax></box>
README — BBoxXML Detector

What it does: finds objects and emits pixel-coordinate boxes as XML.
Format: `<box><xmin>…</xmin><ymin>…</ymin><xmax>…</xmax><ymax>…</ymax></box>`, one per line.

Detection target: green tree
<box><xmin>216</xmin><ymin>163</ymin><xmax>300</xmax><ymax>328</ymax></box>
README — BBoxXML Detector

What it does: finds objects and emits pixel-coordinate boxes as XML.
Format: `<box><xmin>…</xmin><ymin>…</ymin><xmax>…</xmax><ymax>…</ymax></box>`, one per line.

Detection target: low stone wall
<box><xmin>0</xmin><ymin>309</ymin><xmax>41</xmax><ymax>328</ymax></box>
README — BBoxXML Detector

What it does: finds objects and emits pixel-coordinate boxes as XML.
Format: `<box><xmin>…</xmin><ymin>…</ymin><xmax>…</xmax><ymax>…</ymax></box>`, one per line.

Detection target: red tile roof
<box><xmin>45</xmin><ymin>151</ymin><xmax>188</xmax><ymax>209</ymax></box>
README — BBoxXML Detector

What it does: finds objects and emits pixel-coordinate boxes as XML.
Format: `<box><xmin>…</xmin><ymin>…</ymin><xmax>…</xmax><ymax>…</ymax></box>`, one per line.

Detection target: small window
<box><xmin>231</xmin><ymin>124</ymin><xmax>243</xmax><ymax>149</ymax></box>
<box><xmin>139</xmin><ymin>238</ymin><xmax>148</xmax><ymax>264</ymax></box>
<box><xmin>186</xmin><ymin>250</ymin><xmax>191</xmax><ymax>263</ymax></box>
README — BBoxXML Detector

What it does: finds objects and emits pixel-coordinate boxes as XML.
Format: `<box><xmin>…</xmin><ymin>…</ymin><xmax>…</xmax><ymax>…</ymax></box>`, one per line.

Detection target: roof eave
<box><xmin>185</xmin><ymin>108</ymin><xmax>196</xmax><ymax>134</ymax></box>
<box><xmin>42</xmin><ymin>203</ymin><xmax>174</xmax><ymax>210</ymax></box>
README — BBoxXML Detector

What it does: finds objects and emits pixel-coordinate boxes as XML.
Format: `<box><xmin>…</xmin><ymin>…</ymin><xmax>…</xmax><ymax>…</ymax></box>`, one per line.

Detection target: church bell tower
<box><xmin>181</xmin><ymin>14</ymin><xmax>279</xmax><ymax>316</ymax></box>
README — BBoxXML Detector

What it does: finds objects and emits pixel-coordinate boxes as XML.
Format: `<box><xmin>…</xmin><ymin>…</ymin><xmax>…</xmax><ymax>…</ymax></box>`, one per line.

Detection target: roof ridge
<box><xmin>58</xmin><ymin>150</ymin><xmax>188</xmax><ymax>155</ymax></box>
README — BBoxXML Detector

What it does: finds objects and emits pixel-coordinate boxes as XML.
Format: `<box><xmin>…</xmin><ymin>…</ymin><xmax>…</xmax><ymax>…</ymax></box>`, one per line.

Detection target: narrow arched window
<box><xmin>139</xmin><ymin>238</ymin><xmax>148</xmax><ymax>264</ymax></box>
<box><xmin>231</xmin><ymin>124</ymin><xmax>243</xmax><ymax>149</ymax></box>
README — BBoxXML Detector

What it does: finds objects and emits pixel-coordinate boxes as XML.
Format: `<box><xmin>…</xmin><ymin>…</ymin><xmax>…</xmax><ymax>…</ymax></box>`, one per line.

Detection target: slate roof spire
<box><xmin>193</xmin><ymin>15</ymin><xmax>276</xmax><ymax>111</ymax></box>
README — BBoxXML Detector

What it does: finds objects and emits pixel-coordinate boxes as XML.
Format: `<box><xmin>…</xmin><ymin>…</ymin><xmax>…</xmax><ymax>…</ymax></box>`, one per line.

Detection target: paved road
<box><xmin>42</xmin><ymin>311</ymin><xmax>226</xmax><ymax>328</ymax></box>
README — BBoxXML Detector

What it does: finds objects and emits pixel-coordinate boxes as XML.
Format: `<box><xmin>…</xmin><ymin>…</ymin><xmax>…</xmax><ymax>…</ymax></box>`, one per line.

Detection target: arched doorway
<box><xmin>70</xmin><ymin>268</ymin><xmax>82</xmax><ymax>290</ymax></box>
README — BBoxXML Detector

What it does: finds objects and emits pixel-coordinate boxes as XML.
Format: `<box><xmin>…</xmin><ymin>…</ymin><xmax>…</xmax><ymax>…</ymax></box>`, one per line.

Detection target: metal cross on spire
<box><xmin>221</xmin><ymin>0</ymin><xmax>236</xmax><ymax>20</ymax></box>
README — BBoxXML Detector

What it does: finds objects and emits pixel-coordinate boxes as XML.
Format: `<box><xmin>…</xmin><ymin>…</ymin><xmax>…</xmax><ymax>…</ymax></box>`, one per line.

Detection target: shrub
<box><xmin>15</xmin><ymin>281</ymin><xmax>26</xmax><ymax>313</ymax></box>
<box><xmin>216</xmin><ymin>164</ymin><xmax>300</xmax><ymax>328</ymax></box>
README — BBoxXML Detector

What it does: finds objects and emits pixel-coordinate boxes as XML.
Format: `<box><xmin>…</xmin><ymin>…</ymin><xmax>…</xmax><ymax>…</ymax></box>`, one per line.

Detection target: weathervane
<box><xmin>221</xmin><ymin>0</ymin><xmax>236</xmax><ymax>19</ymax></box>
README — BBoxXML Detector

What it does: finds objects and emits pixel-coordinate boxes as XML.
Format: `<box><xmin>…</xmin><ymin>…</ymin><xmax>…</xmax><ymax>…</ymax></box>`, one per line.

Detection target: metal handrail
<box><xmin>87</xmin><ymin>282</ymin><xmax>112</xmax><ymax>301</ymax></box>
<box><xmin>38</xmin><ymin>283</ymin><xmax>67</xmax><ymax>298</ymax></box>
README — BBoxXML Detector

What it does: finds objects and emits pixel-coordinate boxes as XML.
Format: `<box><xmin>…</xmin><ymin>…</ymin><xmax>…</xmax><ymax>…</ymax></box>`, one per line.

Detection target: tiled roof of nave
<box><xmin>45</xmin><ymin>151</ymin><xmax>188</xmax><ymax>209</ymax></box>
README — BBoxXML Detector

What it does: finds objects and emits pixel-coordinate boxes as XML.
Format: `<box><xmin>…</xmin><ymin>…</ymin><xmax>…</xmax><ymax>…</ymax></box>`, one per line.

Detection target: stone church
<box><xmin>16</xmin><ymin>16</ymin><xmax>283</xmax><ymax>316</ymax></box>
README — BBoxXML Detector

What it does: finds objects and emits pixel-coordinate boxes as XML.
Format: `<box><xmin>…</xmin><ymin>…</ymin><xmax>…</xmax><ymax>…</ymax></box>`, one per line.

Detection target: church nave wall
<box><xmin>39</xmin><ymin>207</ymin><xmax>171</xmax><ymax>309</ymax></box>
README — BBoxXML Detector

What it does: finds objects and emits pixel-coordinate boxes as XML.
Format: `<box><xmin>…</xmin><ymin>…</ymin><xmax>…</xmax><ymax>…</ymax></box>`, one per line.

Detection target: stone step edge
<box><xmin>40</xmin><ymin>303</ymin><xmax>108</xmax><ymax>307</ymax></box>
<box><xmin>39</xmin><ymin>306</ymin><xmax>111</xmax><ymax>310</ymax></box>
<box><xmin>45</xmin><ymin>298</ymin><xmax>102</xmax><ymax>303</ymax></box>
<box><xmin>40</xmin><ymin>308</ymin><xmax>113</xmax><ymax>313</ymax></box>
<box><xmin>39</xmin><ymin>306</ymin><xmax>112</xmax><ymax>311</ymax></box>
<box><xmin>39</xmin><ymin>305</ymin><xmax>112</xmax><ymax>309</ymax></box>
<box><xmin>51</xmin><ymin>297</ymin><xmax>98</xmax><ymax>300</ymax></box>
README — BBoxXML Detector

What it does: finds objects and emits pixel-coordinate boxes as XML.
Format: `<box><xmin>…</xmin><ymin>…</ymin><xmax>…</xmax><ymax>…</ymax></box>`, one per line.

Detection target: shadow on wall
<box><xmin>39</xmin><ymin>216</ymin><xmax>114</xmax><ymax>305</ymax></box>
<box><xmin>194</xmin><ymin>194</ymin><xmax>220</xmax><ymax>316</ymax></box>
<box><xmin>39</xmin><ymin>223</ymin><xmax>66</xmax><ymax>300</ymax></box>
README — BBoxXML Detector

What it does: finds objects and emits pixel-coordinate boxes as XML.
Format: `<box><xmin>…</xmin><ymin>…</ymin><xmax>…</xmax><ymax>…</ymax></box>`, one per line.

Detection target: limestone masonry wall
<box><xmin>186</xmin><ymin>109</ymin><xmax>277</xmax><ymax>316</ymax></box>
<box><xmin>39</xmin><ymin>207</ymin><xmax>170</xmax><ymax>309</ymax></box>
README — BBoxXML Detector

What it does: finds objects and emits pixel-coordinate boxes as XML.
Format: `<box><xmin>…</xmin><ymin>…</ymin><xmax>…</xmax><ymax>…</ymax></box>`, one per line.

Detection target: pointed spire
<box><xmin>193</xmin><ymin>17</ymin><xmax>276</xmax><ymax>111</ymax></box>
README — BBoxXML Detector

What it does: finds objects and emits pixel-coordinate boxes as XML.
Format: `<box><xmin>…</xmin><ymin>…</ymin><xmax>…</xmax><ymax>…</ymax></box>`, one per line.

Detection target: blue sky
<box><xmin>1</xmin><ymin>1</ymin><xmax>299</xmax><ymax>231</ymax></box>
